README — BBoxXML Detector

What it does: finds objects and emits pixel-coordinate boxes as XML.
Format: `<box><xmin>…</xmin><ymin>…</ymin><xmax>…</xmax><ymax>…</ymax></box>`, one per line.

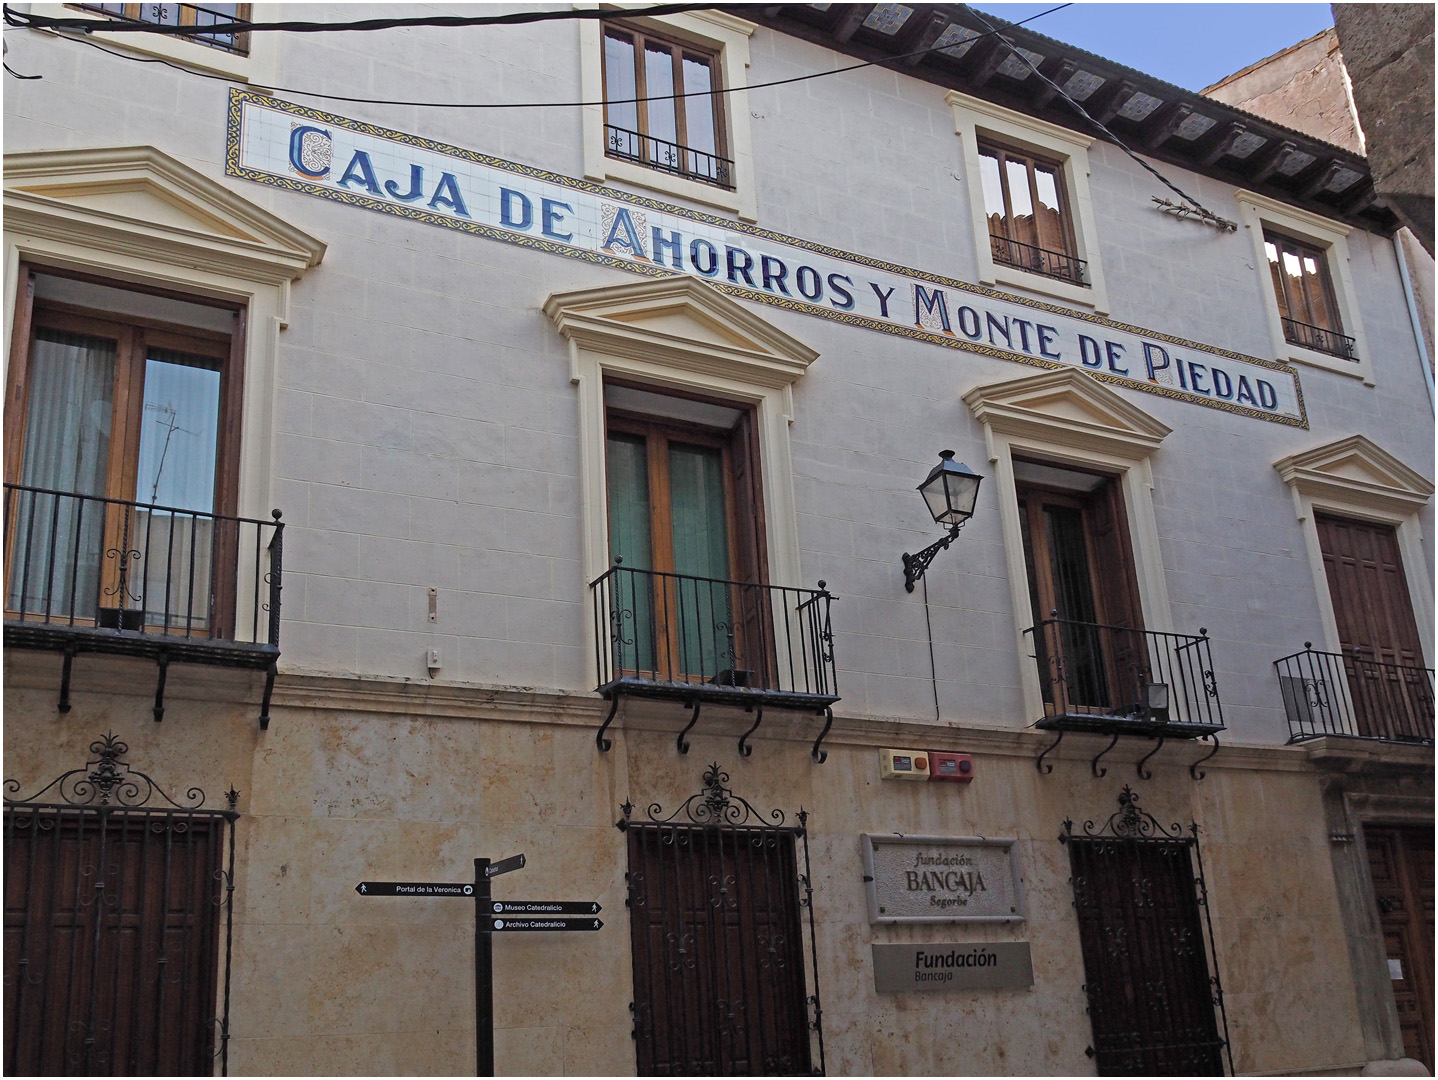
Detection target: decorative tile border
<box><xmin>227</xmin><ymin>89</ymin><xmax>1306</xmax><ymax>428</ymax></box>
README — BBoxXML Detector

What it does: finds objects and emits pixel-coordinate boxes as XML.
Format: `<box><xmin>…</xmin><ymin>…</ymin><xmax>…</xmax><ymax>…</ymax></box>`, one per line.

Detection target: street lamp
<box><xmin>902</xmin><ymin>450</ymin><xmax>983</xmax><ymax>592</ymax></box>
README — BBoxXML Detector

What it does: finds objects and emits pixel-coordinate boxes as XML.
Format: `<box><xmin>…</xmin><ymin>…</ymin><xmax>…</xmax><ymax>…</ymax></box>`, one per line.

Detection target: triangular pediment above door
<box><xmin>545</xmin><ymin>276</ymin><xmax>819</xmax><ymax>389</ymax></box>
<box><xmin>963</xmin><ymin>367</ymin><xmax>1172</xmax><ymax>459</ymax></box>
<box><xmin>4</xmin><ymin>146</ymin><xmax>325</xmax><ymax>278</ymax></box>
<box><xmin>1274</xmin><ymin>434</ymin><xmax>1434</xmax><ymax>513</ymax></box>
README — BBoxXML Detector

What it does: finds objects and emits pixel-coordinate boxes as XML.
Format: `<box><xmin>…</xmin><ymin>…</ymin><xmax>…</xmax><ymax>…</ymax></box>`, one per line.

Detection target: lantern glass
<box><xmin>918</xmin><ymin>451</ymin><xmax>983</xmax><ymax>527</ymax></box>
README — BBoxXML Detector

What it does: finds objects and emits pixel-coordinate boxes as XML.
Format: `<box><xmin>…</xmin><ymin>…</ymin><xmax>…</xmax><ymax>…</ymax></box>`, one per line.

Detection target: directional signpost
<box><xmin>355</xmin><ymin>853</ymin><xmax>603</xmax><ymax>1077</ymax></box>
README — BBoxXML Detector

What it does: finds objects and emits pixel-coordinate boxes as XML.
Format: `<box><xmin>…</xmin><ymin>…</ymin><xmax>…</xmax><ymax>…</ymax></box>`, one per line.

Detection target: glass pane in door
<box><xmin>9</xmin><ymin>329</ymin><xmax>116</xmax><ymax>618</ymax></box>
<box><xmin>669</xmin><ymin>441</ymin><xmax>731</xmax><ymax>677</ymax></box>
<box><xmin>132</xmin><ymin>350</ymin><xmax>221</xmax><ymax>629</ymax></box>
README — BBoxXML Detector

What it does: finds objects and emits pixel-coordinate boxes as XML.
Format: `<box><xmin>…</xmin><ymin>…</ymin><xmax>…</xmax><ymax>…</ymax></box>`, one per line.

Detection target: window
<box><xmin>579</xmin><ymin>11</ymin><xmax>757</xmax><ymax>219</ymax></box>
<box><xmin>948</xmin><ymin>92</ymin><xmax>1109</xmax><ymax>312</ymax></box>
<box><xmin>545</xmin><ymin>276</ymin><xmax>816</xmax><ymax>698</ymax></box>
<box><xmin>1236</xmin><ymin>190</ymin><xmax>1370</xmax><ymax>382</ymax></box>
<box><xmin>963</xmin><ymin>367</ymin><xmax>1174</xmax><ymax>723</ymax></box>
<box><xmin>70</xmin><ymin>2</ymin><xmax>250</xmax><ymax>54</ymax></box>
<box><xmin>1016</xmin><ymin>463</ymin><xmax>1145</xmax><ymax>715</ymax></box>
<box><xmin>1264</xmin><ymin>230</ymin><xmax>1355</xmax><ymax>360</ymax></box>
<box><xmin>4</xmin><ymin>270</ymin><xmax>241</xmax><ymax>630</ymax></box>
<box><xmin>602</xmin><ymin>23</ymin><xmax>729</xmax><ymax>190</ymax></box>
<box><xmin>604</xmin><ymin>386</ymin><xmax>768</xmax><ymax>683</ymax></box>
<box><xmin>978</xmin><ymin>142</ymin><xmax>1086</xmax><ymax>286</ymax></box>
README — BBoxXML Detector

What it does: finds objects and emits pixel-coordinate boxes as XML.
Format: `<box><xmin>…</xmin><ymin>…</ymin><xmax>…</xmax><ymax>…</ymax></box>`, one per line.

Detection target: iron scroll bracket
<box><xmin>596</xmin><ymin>694</ymin><xmax>620</xmax><ymax>752</ymax></box>
<box><xmin>58</xmin><ymin>643</ymin><xmax>76</xmax><ymax>714</ymax></box>
<box><xmin>738</xmin><ymin>704</ymin><xmax>763</xmax><ymax>757</ymax></box>
<box><xmin>1136</xmin><ymin>735</ymin><xmax>1165</xmax><ymax>779</ymax></box>
<box><xmin>1190</xmin><ymin>733</ymin><xmax>1219</xmax><ymax>781</ymax></box>
<box><xmin>153</xmin><ymin>651</ymin><xmax>169</xmax><ymax>722</ymax></box>
<box><xmin>676</xmin><ymin>697</ymin><xmax>701</xmax><ymax>754</ymax></box>
<box><xmin>811</xmin><ymin>706</ymin><xmax>833</xmax><ymax>764</ymax></box>
<box><xmin>1036</xmin><ymin>727</ymin><xmax>1064</xmax><ymax>773</ymax></box>
<box><xmin>1091</xmin><ymin>732</ymin><xmax>1120</xmax><ymax>777</ymax></box>
<box><xmin>258</xmin><ymin>662</ymin><xmax>277</xmax><ymax>731</ymax></box>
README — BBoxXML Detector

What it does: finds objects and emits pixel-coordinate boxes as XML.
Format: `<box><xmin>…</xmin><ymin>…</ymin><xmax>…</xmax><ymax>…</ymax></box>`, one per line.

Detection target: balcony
<box><xmin>1274</xmin><ymin>644</ymin><xmax>1434</xmax><ymax>745</ymax></box>
<box><xmin>1281</xmin><ymin>316</ymin><xmax>1358</xmax><ymax>361</ymax></box>
<box><xmin>604</xmin><ymin>124</ymin><xmax>735</xmax><ymax>190</ymax></box>
<box><xmin>590</xmin><ymin>563</ymin><xmax>838</xmax><ymax>755</ymax></box>
<box><xmin>4</xmin><ymin>484</ymin><xmax>283</xmax><ymax>721</ymax></box>
<box><xmin>989</xmin><ymin>234</ymin><xmax>1089</xmax><ymax>286</ymax></box>
<box><xmin>1026</xmin><ymin>617</ymin><xmax>1224</xmax><ymax>739</ymax></box>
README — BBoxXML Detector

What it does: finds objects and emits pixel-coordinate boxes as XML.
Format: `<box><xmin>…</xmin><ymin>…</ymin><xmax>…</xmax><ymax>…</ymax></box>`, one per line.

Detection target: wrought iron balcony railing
<box><xmin>591</xmin><ymin>563</ymin><xmax>837</xmax><ymax>709</ymax></box>
<box><xmin>604</xmin><ymin>124</ymin><xmax>735</xmax><ymax>190</ymax></box>
<box><xmin>1025</xmin><ymin>617</ymin><xmax>1224</xmax><ymax>736</ymax></box>
<box><xmin>3</xmin><ymin>483</ymin><xmax>282</xmax><ymax>662</ymax></box>
<box><xmin>1281</xmin><ymin>316</ymin><xmax>1358</xmax><ymax>360</ymax></box>
<box><xmin>73</xmin><ymin>3</ymin><xmax>249</xmax><ymax>55</ymax></box>
<box><xmin>1274</xmin><ymin>644</ymin><xmax>1434</xmax><ymax>744</ymax></box>
<box><xmin>989</xmin><ymin>234</ymin><xmax>1089</xmax><ymax>286</ymax></box>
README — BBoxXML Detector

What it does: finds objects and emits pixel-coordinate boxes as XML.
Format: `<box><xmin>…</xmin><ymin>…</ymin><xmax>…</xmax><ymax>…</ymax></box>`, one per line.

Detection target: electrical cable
<box><xmin>15</xmin><ymin>4</ymin><xmax>1072</xmax><ymax>113</ymax></box>
<box><xmin>966</xmin><ymin>8</ymin><xmax>1229</xmax><ymax>222</ymax></box>
<box><xmin>2</xmin><ymin>3</ymin><xmax>723</xmax><ymax>38</ymax></box>
<box><xmin>922</xmin><ymin>574</ymin><xmax>941</xmax><ymax>723</ymax></box>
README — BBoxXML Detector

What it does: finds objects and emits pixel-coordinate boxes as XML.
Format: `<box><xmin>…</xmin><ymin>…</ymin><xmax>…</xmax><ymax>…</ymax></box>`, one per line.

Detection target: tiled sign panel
<box><xmin>227</xmin><ymin>90</ymin><xmax>1306</xmax><ymax>427</ymax></box>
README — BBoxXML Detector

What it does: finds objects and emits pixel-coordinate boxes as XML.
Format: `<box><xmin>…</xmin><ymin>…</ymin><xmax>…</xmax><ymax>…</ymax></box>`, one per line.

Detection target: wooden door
<box><xmin>1068</xmin><ymin>837</ymin><xmax>1225</xmax><ymax>1075</ymax></box>
<box><xmin>1316</xmin><ymin>515</ymin><xmax>1426</xmax><ymax>737</ymax></box>
<box><xmin>3</xmin><ymin>808</ymin><xmax>225</xmax><ymax>1075</ymax></box>
<box><xmin>1365</xmin><ymin>825</ymin><xmax>1434</xmax><ymax>1070</ymax></box>
<box><xmin>627</xmin><ymin>824</ymin><xmax>811</xmax><ymax>1075</ymax></box>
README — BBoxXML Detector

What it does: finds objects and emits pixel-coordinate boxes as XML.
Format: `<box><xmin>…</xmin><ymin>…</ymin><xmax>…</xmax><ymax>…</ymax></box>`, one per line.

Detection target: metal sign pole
<box><xmin>475</xmin><ymin>857</ymin><xmax>492</xmax><ymax>1077</ymax></box>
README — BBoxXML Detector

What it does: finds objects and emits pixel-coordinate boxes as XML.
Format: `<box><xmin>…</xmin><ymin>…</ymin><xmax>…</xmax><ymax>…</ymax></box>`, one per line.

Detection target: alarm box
<box><xmin>928</xmin><ymin>752</ymin><xmax>973</xmax><ymax>783</ymax></box>
<box><xmin>879</xmin><ymin>748</ymin><xmax>930</xmax><ymax>780</ymax></box>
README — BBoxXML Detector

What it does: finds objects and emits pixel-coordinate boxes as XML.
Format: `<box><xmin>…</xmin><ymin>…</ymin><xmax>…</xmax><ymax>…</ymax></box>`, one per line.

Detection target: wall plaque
<box><xmin>226</xmin><ymin>89</ymin><xmax>1307</xmax><ymax>428</ymax></box>
<box><xmin>862</xmin><ymin>835</ymin><xmax>1023</xmax><ymax>924</ymax></box>
<box><xmin>872</xmin><ymin>941</ymin><xmax>1034</xmax><ymax>992</ymax></box>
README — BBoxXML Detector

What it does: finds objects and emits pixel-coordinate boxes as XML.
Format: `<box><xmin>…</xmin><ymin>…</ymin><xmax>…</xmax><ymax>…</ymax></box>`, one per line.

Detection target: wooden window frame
<box><xmin>600</xmin><ymin>21</ymin><xmax>730</xmax><ymax>186</ymax></box>
<box><xmin>4</xmin><ymin>265</ymin><xmax>245</xmax><ymax>634</ymax></box>
<box><xmin>1017</xmin><ymin>470</ymin><xmax>1147</xmax><ymax>717</ymax></box>
<box><xmin>67</xmin><ymin>2</ymin><xmax>251</xmax><ymax>55</ymax></box>
<box><xmin>1264</xmin><ymin>228</ymin><xmax>1347</xmax><ymax>337</ymax></box>
<box><xmin>978</xmin><ymin>140</ymin><xmax>1080</xmax><ymax>265</ymax></box>
<box><xmin>602</xmin><ymin>384</ymin><xmax>772</xmax><ymax>686</ymax></box>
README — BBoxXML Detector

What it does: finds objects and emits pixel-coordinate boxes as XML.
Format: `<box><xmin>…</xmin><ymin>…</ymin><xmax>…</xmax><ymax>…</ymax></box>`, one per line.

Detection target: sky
<box><xmin>972</xmin><ymin>3</ymin><xmax>1336</xmax><ymax>92</ymax></box>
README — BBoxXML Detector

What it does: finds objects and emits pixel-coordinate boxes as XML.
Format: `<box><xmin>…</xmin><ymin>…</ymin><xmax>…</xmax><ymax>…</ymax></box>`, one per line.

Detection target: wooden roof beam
<box><xmin>903</xmin><ymin>9</ymin><xmax>952</xmax><ymax>66</ymax></box>
<box><xmin>831</xmin><ymin>5</ymin><xmax>873</xmax><ymax>44</ymax></box>
<box><xmin>1298</xmin><ymin>159</ymin><xmax>1344</xmax><ymax>202</ymax></box>
<box><xmin>963</xmin><ymin>36</ymin><xmax>1008</xmax><ymax>89</ymax></box>
<box><xmin>1032</xmin><ymin>58</ymin><xmax>1078</xmax><ymax>108</ymax></box>
<box><xmin>1200</xmin><ymin>122</ymin><xmax>1247</xmax><ymax>167</ymax></box>
<box><xmin>1142</xmin><ymin>102</ymin><xmax>1192</xmax><ymax>150</ymax></box>
<box><xmin>1089</xmin><ymin>79</ymin><xmax>1138</xmax><ymax>126</ymax></box>
<box><xmin>1246</xmin><ymin>139</ymin><xmax>1297</xmax><ymax>186</ymax></box>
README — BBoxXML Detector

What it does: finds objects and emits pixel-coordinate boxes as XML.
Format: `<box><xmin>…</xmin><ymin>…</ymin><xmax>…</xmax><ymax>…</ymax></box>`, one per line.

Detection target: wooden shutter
<box><xmin>1317</xmin><ymin>515</ymin><xmax>1423</xmax><ymax>667</ymax></box>
<box><xmin>728</xmin><ymin>410</ymin><xmax>772</xmax><ymax>687</ymax></box>
<box><xmin>1087</xmin><ymin>478</ymin><xmax>1144</xmax><ymax>633</ymax></box>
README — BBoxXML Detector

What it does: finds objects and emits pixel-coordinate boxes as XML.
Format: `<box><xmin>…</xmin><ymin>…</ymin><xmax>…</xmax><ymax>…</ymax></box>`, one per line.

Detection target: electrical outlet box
<box><xmin>928</xmin><ymin>752</ymin><xmax>974</xmax><ymax>782</ymax></box>
<box><xmin>879</xmin><ymin>748</ymin><xmax>929</xmax><ymax>780</ymax></box>
<box><xmin>426</xmin><ymin>647</ymin><xmax>442</xmax><ymax>673</ymax></box>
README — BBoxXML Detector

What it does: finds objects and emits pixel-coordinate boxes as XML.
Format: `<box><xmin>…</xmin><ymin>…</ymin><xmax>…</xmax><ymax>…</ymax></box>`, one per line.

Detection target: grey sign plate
<box><xmin>872</xmin><ymin>941</ymin><xmax>1033</xmax><ymax>993</ymax></box>
<box><xmin>862</xmin><ymin>834</ymin><xmax>1025</xmax><ymax>924</ymax></box>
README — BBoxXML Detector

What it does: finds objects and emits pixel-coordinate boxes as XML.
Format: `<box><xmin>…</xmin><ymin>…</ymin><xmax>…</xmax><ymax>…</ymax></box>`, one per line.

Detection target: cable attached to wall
<box><xmin>922</xmin><ymin>575</ymin><xmax>941</xmax><ymax>723</ymax></box>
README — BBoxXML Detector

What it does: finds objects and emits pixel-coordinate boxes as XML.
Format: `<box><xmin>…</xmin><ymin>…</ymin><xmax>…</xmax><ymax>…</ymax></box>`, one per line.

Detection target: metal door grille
<box><xmin>620</xmin><ymin>765</ymin><xmax>824</xmax><ymax>1076</ymax></box>
<box><xmin>1061</xmin><ymin>786</ymin><xmax>1233</xmax><ymax>1076</ymax></box>
<box><xmin>3</xmin><ymin>733</ymin><xmax>238</xmax><ymax>1076</ymax></box>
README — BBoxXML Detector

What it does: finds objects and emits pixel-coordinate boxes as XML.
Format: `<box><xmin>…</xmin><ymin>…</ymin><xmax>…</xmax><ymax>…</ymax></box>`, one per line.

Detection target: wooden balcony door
<box><xmin>1316</xmin><ymin>515</ymin><xmax>1426</xmax><ymax>738</ymax></box>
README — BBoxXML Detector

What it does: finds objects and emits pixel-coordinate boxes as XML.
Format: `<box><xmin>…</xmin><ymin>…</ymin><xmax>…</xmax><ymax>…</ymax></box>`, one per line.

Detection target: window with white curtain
<box><xmin>5</xmin><ymin>271</ymin><xmax>237</xmax><ymax>630</ymax></box>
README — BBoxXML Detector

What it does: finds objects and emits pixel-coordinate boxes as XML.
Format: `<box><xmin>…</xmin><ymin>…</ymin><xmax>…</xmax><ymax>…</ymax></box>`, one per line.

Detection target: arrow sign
<box><xmin>485</xmin><ymin>853</ymin><xmax>526</xmax><ymax>878</ymax></box>
<box><xmin>355</xmin><ymin>881</ymin><xmax>474</xmax><ymax>897</ymax></box>
<box><xmin>489</xmin><ymin>901</ymin><xmax>602</xmax><ymax>916</ymax></box>
<box><xmin>485</xmin><ymin>917</ymin><xmax>603</xmax><ymax>933</ymax></box>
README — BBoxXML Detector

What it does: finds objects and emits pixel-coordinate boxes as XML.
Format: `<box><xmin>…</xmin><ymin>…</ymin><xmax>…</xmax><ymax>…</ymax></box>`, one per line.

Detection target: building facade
<box><xmin>3</xmin><ymin>4</ymin><xmax>1433</xmax><ymax>1075</ymax></box>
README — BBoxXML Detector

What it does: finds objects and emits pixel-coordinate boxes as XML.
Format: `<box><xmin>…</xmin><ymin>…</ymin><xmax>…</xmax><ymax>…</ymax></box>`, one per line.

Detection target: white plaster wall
<box><xmin>3</xmin><ymin>8</ymin><xmax>1432</xmax><ymax>745</ymax></box>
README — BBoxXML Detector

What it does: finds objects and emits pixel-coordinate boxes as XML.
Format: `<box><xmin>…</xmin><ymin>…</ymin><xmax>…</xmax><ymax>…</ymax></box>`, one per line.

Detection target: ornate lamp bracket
<box><xmin>902</xmin><ymin>523</ymin><xmax>964</xmax><ymax>592</ymax></box>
